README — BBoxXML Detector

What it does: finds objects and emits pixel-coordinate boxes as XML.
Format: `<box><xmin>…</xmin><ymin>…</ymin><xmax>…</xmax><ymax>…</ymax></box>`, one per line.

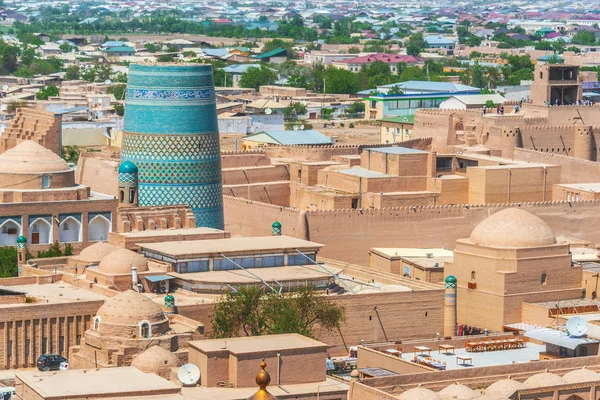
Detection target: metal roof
<box><xmin>337</xmin><ymin>167</ymin><xmax>393</xmax><ymax>178</ymax></box>
<box><xmin>145</xmin><ymin>275</ymin><xmax>174</xmax><ymax>282</ymax></box>
<box><xmin>379</xmin><ymin>80</ymin><xmax>479</xmax><ymax>93</ymax></box>
<box><xmin>222</xmin><ymin>64</ymin><xmax>261</xmax><ymax>73</ymax></box>
<box><xmin>252</xmin><ymin>47</ymin><xmax>287</xmax><ymax>59</ymax></box>
<box><xmin>525</xmin><ymin>328</ymin><xmax>598</xmax><ymax>350</ymax></box>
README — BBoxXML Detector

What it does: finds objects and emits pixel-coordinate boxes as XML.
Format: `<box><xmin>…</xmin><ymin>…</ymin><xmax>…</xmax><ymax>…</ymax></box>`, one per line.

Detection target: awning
<box><xmin>525</xmin><ymin>328</ymin><xmax>598</xmax><ymax>350</ymax></box>
<box><xmin>145</xmin><ymin>275</ymin><xmax>175</xmax><ymax>283</ymax></box>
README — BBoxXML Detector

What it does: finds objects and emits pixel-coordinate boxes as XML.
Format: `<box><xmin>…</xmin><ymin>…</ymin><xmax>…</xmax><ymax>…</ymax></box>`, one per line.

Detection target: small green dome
<box><xmin>272</xmin><ymin>221</ymin><xmax>281</xmax><ymax>228</ymax></box>
<box><xmin>118</xmin><ymin>160</ymin><xmax>138</xmax><ymax>174</ymax></box>
<box><xmin>17</xmin><ymin>235</ymin><xmax>27</xmax><ymax>244</ymax></box>
<box><xmin>445</xmin><ymin>275</ymin><xmax>457</xmax><ymax>284</ymax></box>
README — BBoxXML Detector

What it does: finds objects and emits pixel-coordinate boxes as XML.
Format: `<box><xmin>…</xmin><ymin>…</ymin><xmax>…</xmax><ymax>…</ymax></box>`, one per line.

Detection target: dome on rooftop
<box><xmin>98</xmin><ymin>248</ymin><xmax>148</xmax><ymax>274</ymax></box>
<box><xmin>438</xmin><ymin>383</ymin><xmax>478</xmax><ymax>400</ymax></box>
<box><xmin>523</xmin><ymin>372</ymin><xmax>566</xmax><ymax>388</ymax></box>
<box><xmin>469</xmin><ymin>208</ymin><xmax>556</xmax><ymax>248</ymax></box>
<box><xmin>78</xmin><ymin>242</ymin><xmax>118</xmax><ymax>263</ymax></box>
<box><xmin>445</xmin><ymin>275</ymin><xmax>457</xmax><ymax>284</ymax></box>
<box><xmin>118</xmin><ymin>160</ymin><xmax>138</xmax><ymax>174</ymax></box>
<box><xmin>398</xmin><ymin>387</ymin><xmax>440</xmax><ymax>400</ymax></box>
<box><xmin>96</xmin><ymin>290</ymin><xmax>167</xmax><ymax>328</ymax></box>
<box><xmin>132</xmin><ymin>346</ymin><xmax>180</xmax><ymax>378</ymax></box>
<box><xmin>485</xmin><ymin>379</ymin><xmax>526</xmax><ymax>397</ymax></box>
<box><xmin>0</xmin><ymin>141</ymin><xmax>70</xmax><ymax>174</ymax></box>
<box><xmin>562</xmin><ymin>368</ymin><xmax>600</xmax><ymax>384</ymax></box>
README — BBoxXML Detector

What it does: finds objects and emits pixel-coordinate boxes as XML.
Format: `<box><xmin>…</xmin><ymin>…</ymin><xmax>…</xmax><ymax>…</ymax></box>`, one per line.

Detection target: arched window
<box><xmin>93</xmin><ymin>316</ymin><xmax>101</xmax><ymax>331</ymax></box>
<box><xmin>59</xmin><ymin>216</ymin><xmax>82</xmax><ymax>243</ymax></box>
<box><xmin>471</xmin><ymin>271</ymin><xmax>476</xmax><ymax>280</ymax></box>
<box><xmin>139</xmin><ymin>321</ymin><xmax>151</xmax><ymax>338</ymax></box>
<box><xmin>88</xmin><ymin>215</ymin><xmax>110</xmax><ymax>242</ymax></box>
<box><xmin>541</xmin><ymin>273</ymin><xmax>547</xmax><ymax>285</ymax></box>
<box><xmin>120</xmin><ymin>190</ymin><xmax>125</xmax><ymax>203</ymax></box>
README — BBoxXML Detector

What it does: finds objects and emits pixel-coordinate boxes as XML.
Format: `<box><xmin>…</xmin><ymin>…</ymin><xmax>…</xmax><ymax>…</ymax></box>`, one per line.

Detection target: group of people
<box><xmin>483</xmin><ymin>104</ymin><xmax>505</xmax><ymax>115</ymax></box>
<box><xmin>544</xmin><ymin>98</ymin><xmax>595</xmax><ymax>106</ymax></box>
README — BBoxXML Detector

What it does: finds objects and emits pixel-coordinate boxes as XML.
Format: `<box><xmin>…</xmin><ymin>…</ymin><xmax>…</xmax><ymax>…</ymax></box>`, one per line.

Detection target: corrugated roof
<box><xmin>447</xmin><ymin>94</ymin><xmax>506</xmax><ymax>105</ymax></box>
<box><xmin>103</xmin><ymin>46</ymin><xmax>135</xmax><ymax>53</ymax></box>
<box><xmin>222</xmin><ymin>64</ymin><xmax>262</xmax><ymax>73</ymax></box>
<box><xmin>381</xmin><ymin>115</ymin><xmax>415</xmax><ymax>124</ymax></box>
<box><xmin>379</xmin><ymin>80</ymin><xmax>479</xmax><ymax>93</ymax></box>
<box><xmin>252</xmin><ymin>47</ymin><xmax>287</xmax><ymax>59</ymax></box>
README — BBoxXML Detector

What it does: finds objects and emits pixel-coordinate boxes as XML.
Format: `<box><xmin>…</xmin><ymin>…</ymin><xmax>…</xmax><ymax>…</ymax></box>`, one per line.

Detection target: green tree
<box><xmin>324</xmin><ymin>66</ymin><xmax>361</xmax><ymax>94</ymax></box>
<box><xmin>0</xmin><ymin>42</ymin><xmax>19</xmax><ymax>74</ymax></box>
<box><xmin>405</xmin><ymin>32</ymin><xmax>428</xmax><ymax>56</ymax></box>
<box><xmin>346</xmin><ymin>101</ymin><xmax>365</xmax><ymax>115</ymax></box>
<box><xmin>65</xmin><ymin>65</ymin><xmax>80</xmax><ymax>80</ymax></box>
<box><xmin>571</xmin><ymin>31</ymin><xmax>597</xmax><ymax>45</ymax></box>
<box><xmin>211</xmin><ymin>286</ymin><xmax>345</xmax><ymax>339</ymax></box>
<box><xmin>0</xmin><ymin>247</ymin><xmax>17</xmax><ymax>278</ymax></box>
<box><xmin>36</xmin><ymin>85</ymin><xmax>59</xmax><ymax>100</ymax></box>
<box><xmin>485</xmin><ymin>99</ymin><xmax>496</xmax><ymax>108</ymax></box>
<box><xmin>144</xmin><ymin>42</ymin><xmax>162</xmax><ymax>52</ymax></box>
<box><xmin>398</xmin><ymin>66</ymin><xmax>426</xmax><ymax>81</ymax></box>
<box><xmin>282</xmin><ymin>102</ymin><xmax>307</xmax><ymax>121</ymax></box>
<box><xmin>566</xmin><ymin>46</ymin><xmax>581</xmax><ymax>54</ymax></box>
<box><xmin>107</xmin><ymin>84</ymin><xmax>126</xmax><ymax>100</ymax></box>
<box><xmin>239</xmin><ymin>65</ymin><xmax>277</xmax><ymax>90</ymax></box>
<box><xmin>348</xmin><ymin>46</ymin><xmax>360</xmax><ymax>54</ymax></box>
<box><xmin>388</xmin><ymin>85</ymin><xmax>404</xmax><ymax>95</ymax></box>
<box><xmin>59</xmin><ymin>42</ymin><xmax>76</xmax><ymax>53</ymax></box>
<box><xmin>157</xmin><ymin>55</ymin><xmax>174</xmax><ymax>62</ymax></box>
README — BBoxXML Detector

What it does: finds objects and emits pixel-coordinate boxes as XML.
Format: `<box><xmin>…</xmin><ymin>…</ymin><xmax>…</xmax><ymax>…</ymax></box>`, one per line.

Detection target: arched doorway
<box><xmin>0</xmin><ymin>219</ymin><xmax>21</xmax><ymax>246</ymax></box>
<box><xmin>59</xmin><ymin>217</ymin><xmax>81</xmax><ymax>243</ymax></box>
<box><xmin>88</xmin><ymin>215</ymin><xmax>110</xmax><ymax>242</ymax></box>
<box><xmin>29</xmin><ymin>218</ymin><xmax>52</xmax><ymax>245</ymax></box>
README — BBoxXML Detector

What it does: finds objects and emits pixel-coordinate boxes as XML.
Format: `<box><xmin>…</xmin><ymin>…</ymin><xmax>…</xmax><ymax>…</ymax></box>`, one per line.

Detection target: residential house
<box><xmin>242</xmin><ymin>129</ymin><xmax>333</xmax><ymax>150</ymax></box>
<box><xmin>252</xmin><ymin>48</ymin><xmax>288</xmax><ymax>64</ymax></box>
<box><xmin>424</xmin><ymin>35</ymin><xmax>456</xmax><ymax>53</ymax></box>
<box><xmin>332</xmin><ymin>54</ymin><xmax>423</xmax><ymax>73</ymax></box>
<box><xmin>222</xmin><ymin>64</ymin><xmax>262</xmax><ymax>88</ymax></box>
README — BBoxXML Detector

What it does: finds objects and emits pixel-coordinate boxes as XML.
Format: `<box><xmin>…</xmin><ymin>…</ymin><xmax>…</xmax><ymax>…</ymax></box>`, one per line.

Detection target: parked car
<box><xmin>37</xmin><ymin>354</ymin><xmax>68</xmax><ymax>371</ymax></box>
<box><xmin>0</xmin><ymin>386</ymin><xmax>15</xmax><ymax>400</ymax></box>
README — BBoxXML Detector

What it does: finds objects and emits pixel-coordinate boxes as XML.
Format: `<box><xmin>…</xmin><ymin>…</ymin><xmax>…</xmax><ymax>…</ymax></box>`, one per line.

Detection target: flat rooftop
<box><xmin>0</xmin><ymin>282</ymin><xmax>107</xmax><ymax>307</ymax></box>
<box><xmin>337</xmin><ymin>167</ymin><xmax>394</xmax><ymax>178</ymax></box>
<box><xmin>557</xmin><ymin>182</ymin><xmax>600</xmax><ymax>192</ymax></box>
<box><xmin>371</xmin><ymin>248</ymin><xmax>454</xmax><ymax>259</ymax></box>
<box><xmin>365</xmin><ymin>146</ymin><xmax>427</xmax><ymax>155</ymax></box>
<box><xmin>16</xmin><ymin>367</ymin><xmax>180</xmax><ymax>399</ymax></box>
<box><xmin>402</xmin><ymin>342</ymin><xmax>546</xmax><ymax>370</ymax></box>
<box><xmin>170</xmin><ymin>265</ymin><xmax>340</xmax><ymax>285</ymax></box>
<box><xmin>189</xmin><ymin>333</ymin><xmax>327</xmax><ymax>354</ymax></box>
<box><xmin>141</xmin><ymin>236</ymin><xmax>323</xmax><ymax>258</ymax></box>
<box><xmin>117</xmin><ymin>227</ymin><xmax>226</xmax><ymax>238</ymax></box>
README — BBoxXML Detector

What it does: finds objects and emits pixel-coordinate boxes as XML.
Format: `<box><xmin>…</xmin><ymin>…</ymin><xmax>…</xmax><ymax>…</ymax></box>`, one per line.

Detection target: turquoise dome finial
<box><xmin>17</xmin><ymin>235</ymin><xmax>27</xmax><ymax>244</ymax></box>
<box><xmin>445</xmin><ymin>275</ymin><xmax>457</xmax><ymax>284</ymax></box>
<box><xmin>118</xmin><ymin>160</ymin><xmax>138</xmax><ymax>174</ymax></box>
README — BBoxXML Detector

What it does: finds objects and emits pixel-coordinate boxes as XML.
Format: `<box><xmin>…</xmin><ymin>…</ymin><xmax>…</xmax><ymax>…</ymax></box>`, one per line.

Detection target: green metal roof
<box><xmin>103</xmin><ymin>46</ymin><xmax>135</xmax><ymax>53</ymax></box>
<box><xmin>381</xmin><ymin>115</ymin><xmax>415</xmax><ymax>124</ymax></box>
<box><xmin>252</xmin><ymin>47</ymin><xmax>287</xmax><ymax>59</ymax></box>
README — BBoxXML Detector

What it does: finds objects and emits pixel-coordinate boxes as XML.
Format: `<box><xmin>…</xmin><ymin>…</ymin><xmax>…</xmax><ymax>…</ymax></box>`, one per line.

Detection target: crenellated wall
<box><xmin>514</xmin><ymin>148</ymin><xmax>600</xmax><ymax>183</ymax></box>
<box><xmin>224</xmin><ymin>195</ymin><xmax>600</xmax><ymax>264</ymax></box>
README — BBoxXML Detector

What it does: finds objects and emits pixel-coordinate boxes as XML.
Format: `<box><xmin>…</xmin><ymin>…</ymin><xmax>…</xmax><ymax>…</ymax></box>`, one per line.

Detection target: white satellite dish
<box><xmin>178</xmin><ymin>364</ymin><xmax>200</xmax><ymax>386</ymax></box>
<box><xmin>1</xmin><ymin>85</ymin><xmax>8</xmax><ymax>91</ymax></box>
<box><xmin>300</xmin><ymin>124</ymin><xmax>305</xmax><ymax>130</ymax></box>
<box><xmin>264</xmin><ymin>108</ymin><xmax>272</xmax><ymax>115</ymax></box>
<box><xmin>0</xmin><ymin>104</ymin><xmax>7</xmax><ymax>111</ymax></box>
<box><xmin>105</xmin><ymin>79</ymin><xmax>112</xmax><ymax>85</ymax></box>
<box><xmin>567</xmin><ymin>316</ymin><xmax>588</xmax><ymax>337</ymax></box>
<box><xmin>293</xmin><ymin>125</ymin><xmax>299</xmax><ymax>131</ymax></box>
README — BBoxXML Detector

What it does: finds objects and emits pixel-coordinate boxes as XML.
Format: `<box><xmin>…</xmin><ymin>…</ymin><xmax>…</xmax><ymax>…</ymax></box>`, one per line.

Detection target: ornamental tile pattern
<box><xmin>121</xmin><ymin>64</ymin><xmax>224</xmax><ymax>229</ymax></box>
<box><xmin>118</xmin><ymin>171</ymin><xmax>138</xmax><ymax>184</ymax></box>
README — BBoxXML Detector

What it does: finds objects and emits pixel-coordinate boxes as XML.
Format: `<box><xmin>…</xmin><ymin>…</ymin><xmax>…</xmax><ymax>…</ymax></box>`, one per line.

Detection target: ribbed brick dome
<box><xmin>98</xmin><ymin>248</ymin><xmax>148</xmax><ymax>274</ymax></box>
<box><xmin>78</xmin><ymin>242</ymin><xmax>118</xmax><ymax>263</ymax></box>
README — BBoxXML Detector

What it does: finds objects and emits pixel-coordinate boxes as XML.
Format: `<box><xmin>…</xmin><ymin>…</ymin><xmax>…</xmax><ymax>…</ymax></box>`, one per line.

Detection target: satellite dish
<box><xmin>1</xmin><ymin>85</ymin><xmax>8</xmax><ymax>91</ymax></box>
<box><xmin>300</xmin><ymin>124</ymin><xmax>305</xmax><ymax>130</ymax></box>
<box><xmin>105</xmin><ymin>79</ymin><xmax>112</xmax><ymax>85</ymax></box>
<box><xmin>567</xmin><ymin>316</ymin><xmax>588</xmax><ymax>337</ymax></box>
<box><xmin>293</xmin><ymin>125</ymin><xmax>299</xmax><ymax>131</ymax></box>
<box><xmin>264</xmin><ymin>108</ymin><xmax>272</xmax><ymax>115</ymax></box>
<box><xmin>178</xmin><ymin>364</ymin><xmax>200</xmax><ymax>386</ymax></box>
<box><xmin>0</xmin><ymin>104</ymin><xmax>6</xmax><ymax>111</ymax></box>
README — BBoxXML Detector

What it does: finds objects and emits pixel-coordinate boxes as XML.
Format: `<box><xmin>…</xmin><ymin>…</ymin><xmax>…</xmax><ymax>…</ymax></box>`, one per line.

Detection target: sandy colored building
<box><xmin>445</xmin><ymin>208</ymin><xmax>583</xmax><ymax>332</ymax></box>
<box><xmin>0</xmin><ymin>140</ymin><xmax>117</xmax><ymax>252</ymax></box>
<box><xmin>369</xmin><ymin>248</ymin><xmax>452</xmax><ymax>283</ymax></box>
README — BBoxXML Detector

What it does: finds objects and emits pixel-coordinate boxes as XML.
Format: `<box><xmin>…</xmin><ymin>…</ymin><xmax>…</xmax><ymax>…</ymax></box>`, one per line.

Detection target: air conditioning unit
<box><xmin>159</xmin><ymin>280</ymin><xmax>169</xmax><ymax>294</ymax></box>
<box><xmin>425</xmin><ymin>252</ymin><xmax>433</xmax><ymax>258</ymax></box>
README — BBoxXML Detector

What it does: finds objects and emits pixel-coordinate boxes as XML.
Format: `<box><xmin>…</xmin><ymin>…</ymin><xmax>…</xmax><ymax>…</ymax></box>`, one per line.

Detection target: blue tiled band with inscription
<box><xmin>126</xmin><ymin>88</ymin><xmax>215</xmax><ymax>100</ymax></box>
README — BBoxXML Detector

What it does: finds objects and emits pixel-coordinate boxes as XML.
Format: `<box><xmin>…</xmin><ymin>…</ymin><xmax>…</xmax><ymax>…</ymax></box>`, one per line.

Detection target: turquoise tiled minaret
<box><xmin>121</xmin><ymin>64</ymin><xmax>224</xmax><ymax>229</ymax></box>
